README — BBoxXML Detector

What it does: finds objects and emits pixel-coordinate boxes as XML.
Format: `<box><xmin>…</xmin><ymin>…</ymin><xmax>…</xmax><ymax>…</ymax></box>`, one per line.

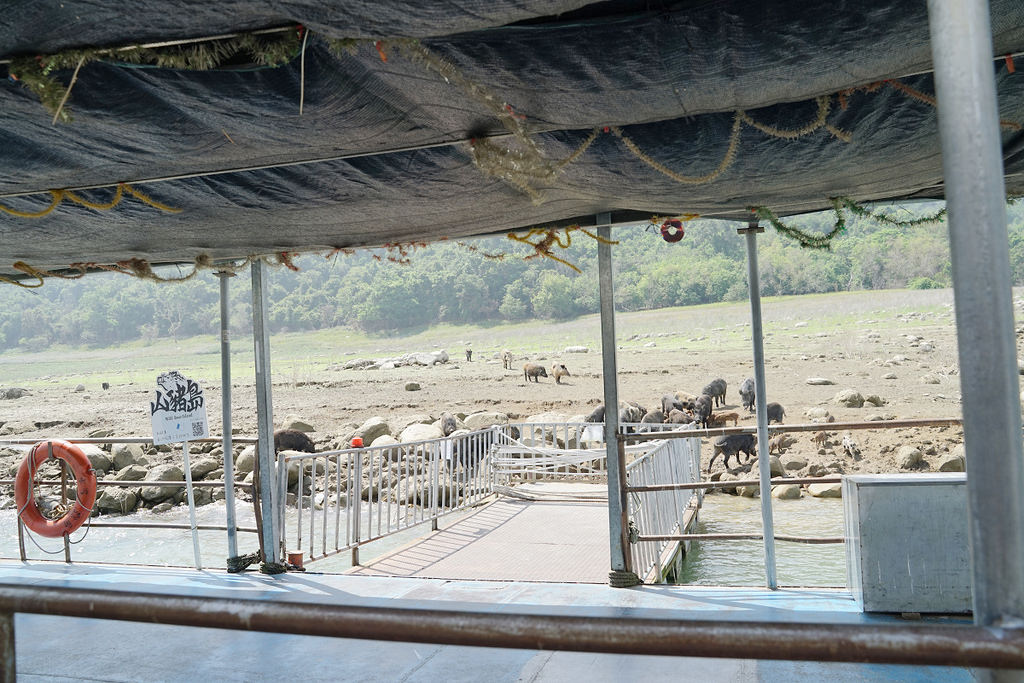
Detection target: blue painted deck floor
<box><xmin>1</xmin><ymin>561</ymin><xmax>976</xmax><ymax>682</ymax></box>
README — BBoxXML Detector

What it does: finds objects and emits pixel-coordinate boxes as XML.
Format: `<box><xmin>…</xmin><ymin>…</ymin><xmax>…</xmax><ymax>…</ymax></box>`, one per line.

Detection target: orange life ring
<box><xmin>15</xmin><ymin>440</ymin><xmax>96</xmax><ymax>538</ymax></box>
<box><xmin>660</xmin><ymin>219</ymin><xmax>685</xmax><ymax>242</ymax></box>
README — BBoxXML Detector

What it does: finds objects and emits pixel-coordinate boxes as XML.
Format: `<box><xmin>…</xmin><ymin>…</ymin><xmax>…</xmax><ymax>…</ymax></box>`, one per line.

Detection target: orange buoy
<box><xmin>15</xmin><ymin>440</ymin><xmax>96</xmax><ymax>538</ymax></box>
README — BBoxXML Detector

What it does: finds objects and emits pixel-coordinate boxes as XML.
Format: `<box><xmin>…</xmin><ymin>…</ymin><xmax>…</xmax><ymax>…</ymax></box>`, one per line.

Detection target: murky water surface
<box><xmin>680</xmin><ymin>493</ymin><xmax>847</xmax><ymax>587</ymax></box>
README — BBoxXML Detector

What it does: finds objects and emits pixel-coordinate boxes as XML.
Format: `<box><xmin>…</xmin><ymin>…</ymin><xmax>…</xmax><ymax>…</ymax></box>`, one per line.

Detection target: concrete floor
<box><xmin>0</xmin><ymin>561</ymin><xmax>978</xmax><ymax>682</ymax></box>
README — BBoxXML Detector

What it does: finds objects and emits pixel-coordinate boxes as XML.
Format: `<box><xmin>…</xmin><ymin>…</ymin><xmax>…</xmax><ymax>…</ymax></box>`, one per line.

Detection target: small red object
<box><xmin>374</xmin><ymin>41</ymin><xmax>388</xmax><ymax>62</ymax></box>
<box><xmin>350</xmin><ymin>437</ymin><xmax>364</xmax><ymax>447</ymax></box>
<box><xmin>1007</xmin><ymin>54</ymin><xmax>1016</xmax><ymax>74</ymax></box>
<box><xmin>603</xmin><ymin>126</ymin><xmax>610</xmax><ymax>133</ymax></box>
<box><xmin>660</xmin><ymin>219</ymin><xmax>685</xmax><ymax>242</ymax></box>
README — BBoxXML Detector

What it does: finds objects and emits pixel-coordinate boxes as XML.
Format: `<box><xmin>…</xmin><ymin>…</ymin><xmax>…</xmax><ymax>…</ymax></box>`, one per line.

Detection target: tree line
<box><xmin>2</xmin><ymin>201</ymin><xmax>1022</xmax><ymax>350</ymax></box>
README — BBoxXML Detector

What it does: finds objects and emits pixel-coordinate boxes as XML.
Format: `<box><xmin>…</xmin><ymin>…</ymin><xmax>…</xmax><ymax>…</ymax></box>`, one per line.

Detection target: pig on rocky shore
<box><xmin>707</xmin><ymin>433</ymin><xmax>756</xmax><ymax>471</ymax></box>
<box><xmin>523</xmin><ymin>363</ymin><xmax>548</xmax><ymax>382</ymax></box>
<box><xmin>273</xmin><ymin>429</ymin><xmax>315</xmax><ymax>453</ymax></box>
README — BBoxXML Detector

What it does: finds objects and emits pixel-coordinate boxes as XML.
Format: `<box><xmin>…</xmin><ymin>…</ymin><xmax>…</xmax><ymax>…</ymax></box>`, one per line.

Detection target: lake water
<box><xmin>1</xmin><ymin>492</ymin><xmax>848</xmax><ymax>587</ymax></box>
<box><xmin>681</xmin><ymin>493</ymin><xmax>847</xmax><ymax>587</ymax></box>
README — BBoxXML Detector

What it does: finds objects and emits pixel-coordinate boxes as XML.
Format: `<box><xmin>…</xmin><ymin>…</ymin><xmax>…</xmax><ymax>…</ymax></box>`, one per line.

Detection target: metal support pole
<box><xmin>251</xmin><ymin>260</ymin><xmax>280</xmax><ymax>564</ymax></box>
<box><xmin>181</xmin><ymin>440</ymin><xmax>202</xmax><ymax>570</ymax></box>
<box><xmin>740</xmin><ymin>222</ymin><xmax>778</xmax><ymax>590</ymax></box>
<box><xmin>597</xmin><ymin>213</ymin><xmax>633</xmax><ymax>582</ymax></box>
<box><xmin>216</xmin><ymin>271</ymin><xmax>238</xmax><ymax>561</ymax></box>
<box><xmin>928</xmin><ymin>0</ymin><xmax>1024</xmax><ymax>654</ymax></box>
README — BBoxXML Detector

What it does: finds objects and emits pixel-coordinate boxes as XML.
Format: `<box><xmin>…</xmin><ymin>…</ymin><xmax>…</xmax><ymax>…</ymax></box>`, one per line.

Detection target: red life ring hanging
<box><xmin>15</xmin><ymin>440</ymin><xmax>96</xmax><ymax>538</ymax></box>
<box><xmin>660</xmin><ymin>219</ymin><xmax>685</xmax><ymax>242</ymax></box>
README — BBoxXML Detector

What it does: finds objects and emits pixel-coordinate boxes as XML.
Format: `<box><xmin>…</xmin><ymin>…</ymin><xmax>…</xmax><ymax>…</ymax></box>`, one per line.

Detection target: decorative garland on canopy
<box><xmin>7</xmin><ymin>28</ymin><xmax>302</xmax><ymax>121</ymax></box>
<box><xmin>752</xmin><ymin>197</ymin><xmax>949</xmax><ymax>250</ymax></box>
<box><xmin>0</xmin><ymin>183</ymin><xmax>181</xmax><ymax>218</ymax></box>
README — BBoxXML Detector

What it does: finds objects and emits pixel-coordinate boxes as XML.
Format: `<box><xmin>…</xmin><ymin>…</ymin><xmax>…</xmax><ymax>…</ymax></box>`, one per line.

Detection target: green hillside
<box><xmin>1</xmin><ymin>201</ymin><xmax>1022</xmax><ymax>350</ymax></box>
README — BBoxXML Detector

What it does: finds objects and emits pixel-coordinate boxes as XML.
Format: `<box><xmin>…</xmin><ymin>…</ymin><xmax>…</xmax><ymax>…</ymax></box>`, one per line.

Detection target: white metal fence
<box><xmin>492</xmin><ymin>422</ymin><xmax>685</xmax><ymax>482</ymax></box>
<box><xmin>624</xmin><ymin>436</ymin><xmax>702</xmax><ymax>583</ymax></box>
<box><xmin>278</xmin><ymin>428</ymin><xmax>498</xmax><ymax>565</ymax></box>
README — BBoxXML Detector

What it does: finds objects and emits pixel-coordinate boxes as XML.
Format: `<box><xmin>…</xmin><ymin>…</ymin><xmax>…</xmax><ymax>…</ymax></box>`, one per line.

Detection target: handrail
<box><xmin>627</xmin><ymin>476</ymin><xmax>843</xmax><ymax>493</ymax></box>
<box><xmin>620</xmin><ymin>418</ymin><xmax>964</xmax><ymax>443</ymax></box>
<box><xmin>0</xmin><ymin>584</ymin><xmax>1020</xmax><ymax>668</ymax></box>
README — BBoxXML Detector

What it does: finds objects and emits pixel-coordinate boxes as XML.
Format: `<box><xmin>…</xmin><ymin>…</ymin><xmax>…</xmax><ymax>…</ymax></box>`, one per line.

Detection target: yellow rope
<box><xmin>610</xmin><ymin>110</ymin><xmax>743</xmax><ymax>185</ymax></box>
<box><xmin>740</xmin><ymin>96</ymin><xmax>832</xmax><ymax>140</ymax></box>
<box><xmin>0</xmin><ymin>183</ymin><xmax>181</xmax><ymax>218</ymax></box>
<box><xmin>121</xmin><ymin>184</ymin><xmax>183</xmax><ymax>213</ymax></box>
<box><xmin>65</xmin><ymin>185</ymin><xmax>124</xmax><ymax>210</ymax></box>
<box><xmin>0</xmin><ymin>190</ymin><xmax>63</xmax><ymax>218</ymax></box>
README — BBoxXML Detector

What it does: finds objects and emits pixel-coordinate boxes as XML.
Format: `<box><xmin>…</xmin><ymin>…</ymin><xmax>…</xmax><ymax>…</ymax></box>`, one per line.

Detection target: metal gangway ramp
<box><xmin>347</xmin><ymin>485</ymin><xmax>614</xmax><ymax>582</ymax></box>
<box><xmin>339</xmin><ymin>422</ymin><xmax>703</xmax><ymax>583</ymax></box>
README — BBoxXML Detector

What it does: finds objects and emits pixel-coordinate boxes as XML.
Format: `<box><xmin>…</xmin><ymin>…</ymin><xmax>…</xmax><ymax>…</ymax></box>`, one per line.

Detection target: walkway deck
<box><xmin>348</xmin><ymin>495</ymin><xmax>612</xmax><ymax>582</ymax></box>
<box><xmin>1</xmin><ymin>561</ymin><xmax>974</xmax><ymax>682</ymax></box>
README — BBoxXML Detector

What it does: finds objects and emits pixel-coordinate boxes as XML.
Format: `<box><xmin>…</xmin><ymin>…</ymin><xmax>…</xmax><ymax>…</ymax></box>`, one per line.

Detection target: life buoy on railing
<box><xmin>15</xmin><ymin>440</ymin><xmax>96</xmax><ymax>538</ymax></box>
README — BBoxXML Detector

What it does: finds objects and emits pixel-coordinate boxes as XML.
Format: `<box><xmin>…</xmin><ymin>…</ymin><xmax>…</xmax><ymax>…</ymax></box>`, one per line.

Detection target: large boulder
<box><xmin>805</xmin><ymin>407</ymin><xmax>833</xmax><ymax>422</ymax></box>
<box><xmin>807</xmin><ymin>482</ymin><xmax>842</xmax><ymax>498</ymax></box>
<box><xmin>784</xmin><ymin>456</ymin><xmax>808</xmax><ymax>471</ymax></box>
<box><xmin>111</xmin><ymin>464</ymin><xmax>148</xmax><ymax>481</ymax></box>
<box><xmin>371</xmin><ymin>434</ymin><xmax>402</xmax><ymax>461</ymax></box>
<box><xmin>79</xmin><ymin>444</ymin><xmax>112</xmax><ymax>474</ymax></box>
<box><xmin>939</xmin><ymin>456</ymin><xmax>965</xmax><ymax>472</ymax></box>
<box><xmin>234</xmin><ymin>446</ymin><xmax>256</xmax><ymax>475</ymax></box>
<box><xmin>0</xmin><ymin>387</ymin><xmax>29</xmax><ymax>400</ymax></box>
<box><xmin>356</xmin><ymin>417</ymin><xmax>392</xmax><ymax>445</ymax></box>
<box><xmin>190</xmin><ymin>457</ymin><xmax>221</xmax><ymax>480</ymax></box>
<box><xmin>399</xmin><ymin>423</ymin><xmax>444</xmax><ymax>443</ymax></box>
<box><xmin>140</xmin><ymin>464</ymin><xmax>184</xmax><ymax>503</ymax></box>
<box><xmin>832</xmin><ymin>390</ymin><xmax>865</xmax><ymax>408</ymax></box>
<box><xmin>95</xmin><ymin>487</ymin><xmax>138</xmax><ymax>514</ymax></box>
<box><xmin>281</xmin><ymin>416</ymin><xmax>315</xmax><ymax>432</ymax></box>
<box><xmin>772</xmin><ymin>484</ymin><xmax>802</xmax><ymax>500</ymax></box>
<box><xmin>463</xmin><ymin>411</ymin><xmax>509</xmax><ymax>430</ymax></box>
<box><xmin>898</xmin><ymin>445</ymin><xmax>924</xmax><ymax>469</ymax></box>
<box><xmin>805</xmin><ymin>377</ymin><xmax>835</xmax><ymax>385</ymax></box>
<box><xmin>391</xmin><ymin>414</ymin><xmax>435</xmax><ymax>435</ymax></box>
<box><xmin>564</xmin><ymin>346</ymin><xmax>589</xmax><ymax>354</ymax></box>
<box><xmin>111</xmin><ymin>443</ymin><xmax>147</xmax><ymax>470</ymax></box>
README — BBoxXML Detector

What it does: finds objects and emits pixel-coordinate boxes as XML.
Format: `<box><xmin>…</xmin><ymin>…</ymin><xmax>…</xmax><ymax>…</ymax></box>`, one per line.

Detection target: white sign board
<box><xmin>150</xmin><ymin>370</ymin><xmax>209</xmax><ymax>446</ymax></box>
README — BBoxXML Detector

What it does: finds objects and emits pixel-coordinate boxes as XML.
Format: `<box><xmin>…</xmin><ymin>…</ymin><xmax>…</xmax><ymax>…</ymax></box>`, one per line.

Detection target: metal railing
<box><xmin>623</xmin><ymin>436</ymin><xmax>702</xmax><ymax>583</ymax></box>
<box><xmin>278</xmin><ymin>427</ymin><xmax>498</xmax><ymax>566</ymax></box>
<box><xmin>0</xmin><ymin>436</ymin><xmax>258</xmax><ymax>565</ymax></box>
<box><xmin>493</xmin><ymin>422</ymin><xmax>687</xmax><ymax>482</ymax></box>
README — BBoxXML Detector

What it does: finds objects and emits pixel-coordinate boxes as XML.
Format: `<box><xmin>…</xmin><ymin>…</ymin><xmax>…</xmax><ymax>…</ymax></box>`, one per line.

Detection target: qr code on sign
<box><xmin>192</xmin><ymin>421</ymin><xmax>204</xmax><ymax>437</ymax></box>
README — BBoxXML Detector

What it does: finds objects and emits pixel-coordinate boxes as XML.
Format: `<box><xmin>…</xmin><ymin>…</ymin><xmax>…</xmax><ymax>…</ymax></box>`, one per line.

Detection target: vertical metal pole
<box><xmin>251</xmin><ymin>260</ymin><xmax>280</xmax><ymax>564</ymax></box>
<box><xmin>182</xmin><ymin>440</ymin><xmax>202</xmax><ymax>570</ymax></box>
<box><xmin>740</xmin><ymin>222</ymin><xmax>778</xmax><ymax>590</ymax></box>
<box><xmin>60</xmin><ymin>462</ymin><xmax>70</xmax><ymax>563</ymax></box>
<box><xmin>928</xmin><ymin>0</ymin><xmax>1024</xmax><ymax>648</ymax></box>
<box><xmin>352</xmin><ymin>449</ymin><xmax>362</xmax><ymax>566</ymax></box>
<box><xmin>216</xmin><ymin>271</ymin><xmax>238</xmax><ymax>560</ymax></box>
<box><xmin>597</xmin><ymin>213</ymin><xmax>632</xmax><ymax>581</ymax></box>
<box><xmin>0</xmin><ymin>610</ymin><xmax>13</xmax><ymax>683</ymax></box>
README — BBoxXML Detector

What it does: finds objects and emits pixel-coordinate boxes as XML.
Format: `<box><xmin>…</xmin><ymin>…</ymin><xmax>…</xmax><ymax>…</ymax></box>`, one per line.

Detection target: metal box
<box><xmin>843</xmin><ymin>473</ymin><xmax>971</xmax><ymax>614</ymax></box>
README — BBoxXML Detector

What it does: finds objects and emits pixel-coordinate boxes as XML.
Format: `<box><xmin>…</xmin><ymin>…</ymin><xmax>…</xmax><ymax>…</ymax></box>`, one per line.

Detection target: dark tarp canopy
<box><xmin>1</xmin><ymin>0</ymin><xmax>1024</xmax><ymax>280</ymax></box>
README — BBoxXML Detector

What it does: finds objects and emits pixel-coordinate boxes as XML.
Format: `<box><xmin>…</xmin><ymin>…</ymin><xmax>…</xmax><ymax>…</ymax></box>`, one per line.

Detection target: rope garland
<box><xmin>752</xmin><ymin>197</ymin><xmax>949</xmax><ymax>250</ymax></box>
<box><xmin>506</xmin><ymin>225</ymin><xmax>618</xmax><ymax>273</ymax></box>
<box><xmin>8</xmin><ymin>29</ymin><xmax>303</xmax><ymax>121</ymax></box>
<box><xmin>0</xmin><ymin>183</ymin><xmax>181</xmax><ymax>219</ymax></box>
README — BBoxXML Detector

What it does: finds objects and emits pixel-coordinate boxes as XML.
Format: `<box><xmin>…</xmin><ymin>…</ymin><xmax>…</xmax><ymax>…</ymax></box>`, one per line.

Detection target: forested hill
<box><xmin>2</xmin><ymin>202</ymin><xmax>1023</xmax><ymax>350</ymax></box>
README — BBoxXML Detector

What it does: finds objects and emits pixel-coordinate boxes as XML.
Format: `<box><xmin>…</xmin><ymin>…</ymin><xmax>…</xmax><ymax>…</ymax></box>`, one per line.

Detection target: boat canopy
<box><xmin>1</xmin><ymin>1</ymin><xmax>1023</xmax><ymax>280</ymax></box>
